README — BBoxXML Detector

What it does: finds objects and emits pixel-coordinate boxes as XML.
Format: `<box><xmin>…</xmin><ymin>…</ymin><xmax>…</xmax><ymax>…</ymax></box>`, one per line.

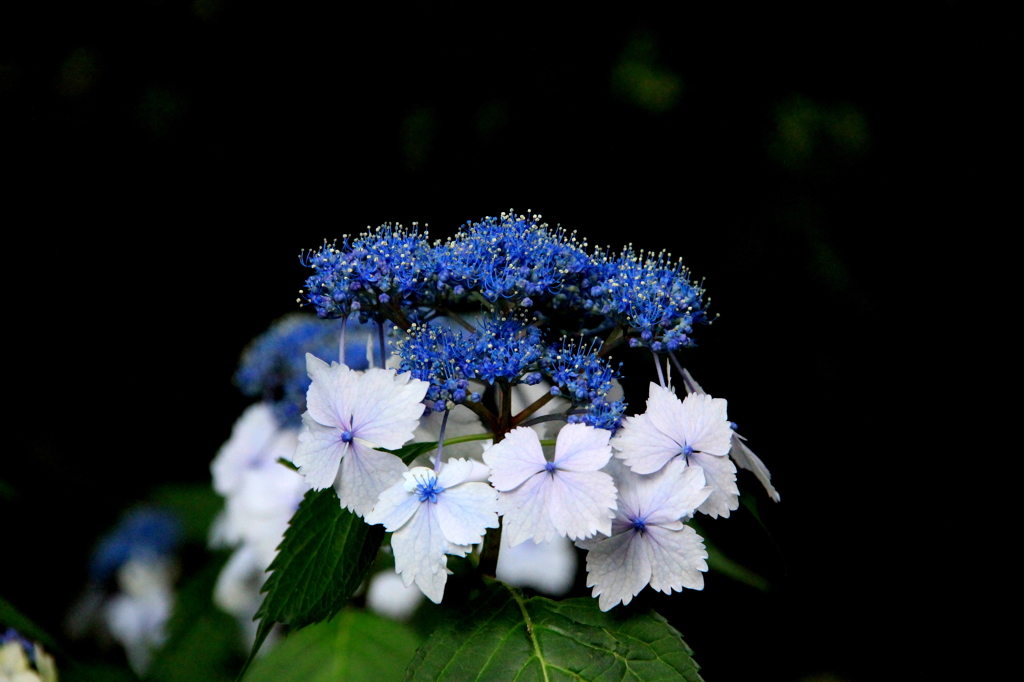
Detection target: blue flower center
<box><xmin>340</xmin><ymin>430</ymin><xmax>354</xmax><ymax>443</ymax></box>
<box><xmin>681</xmin><ymin>444</ymin><xmax>693</xmax><ymax>457</ymax></box>
<box><xmin>544</xmin><ymin>461</ymin><xmax>557</xmax><ymax>474</ymax></box>
<box><xmin>415</xmin><ymin>480</ymin><xmax>445</xmax><ymax>503</ymax></box>
<box><xmin>632</xmin><ymin>517</ymin><xmax>647</xmax><ymax>533</ymax></box>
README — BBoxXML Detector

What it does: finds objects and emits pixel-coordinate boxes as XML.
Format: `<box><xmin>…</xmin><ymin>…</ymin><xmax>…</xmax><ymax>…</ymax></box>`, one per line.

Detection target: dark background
<box><xmin>4</xmin><ymin>3</ymin><xmax>971</xmax><ymax>679</ymax></box>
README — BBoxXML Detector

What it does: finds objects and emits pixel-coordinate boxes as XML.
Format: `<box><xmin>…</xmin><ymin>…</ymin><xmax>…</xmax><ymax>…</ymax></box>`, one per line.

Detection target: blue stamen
<box><xmin>416</xmin><ymin>480</ymin><xmax>445</xmax><ymax>503</ymax></box>
<box><xmin>632</xmin><ymin>517</ymin><xmax>647</xmax><ymax>533</ymax></box>
<box><xmin>682</xmin><ymin>444</ymin><xmax>693</xmax><ymax>457</ymax></box>
<box><xmin>340</xmin><ymin>430</ymin><xmax>354</xmax><ymax>443</ymax></box>
<box><xmin>544</xmin><ymin>461</ymin><xmax>557</xmax><ymax>474</ymax></box>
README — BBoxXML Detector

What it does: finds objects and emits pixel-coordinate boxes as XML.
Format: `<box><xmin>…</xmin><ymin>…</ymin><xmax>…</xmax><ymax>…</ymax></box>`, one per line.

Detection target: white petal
<box><xmin>496</xmin><ymin>536</ymin><xmax>577</xmax><ymax>596</ymax></box>
<box><xmin>585</xmin><ymin>530</ymin><xmax>652</xmax><ymax>611</ymax></box>
<box><xmin>643</xmin><ymin>384</ymin><xmax>693</xmax><ymax>454</ymax></box>
<box><xmin>351</xmin><ymin>369</ymin><xmax>429</xmax><ymax>449</ymax></box>
<box><xmin>390</xmin><ymin>505</ymin><xmax>449</xmax><ymax>604</ymax></box>
<box><xmin>498</xmin><ymin>473</ymin><xmax>554</xmax><ymax>546</ymax></box>
<box><xmin>644</xmin><ymin>525</ymin><xmax>708</xmax><ymax>594</ymax></box>
<box><xmin>294</xmin><ymin>414</ymin><xmax>346</xmax><ymax>490</ymax></box>
<box><xmin>435</xmin><ymin>481</ymin><xmax>499</xmax><ymax>546</ymax></box>
<box><xmin>610</xmin><ymin>411</ymin><xmax>681</xmax><ymax>475</ymax></box>
<box><xmin>365</xmin><ymin>480</ymin><xmax>420</xmax><ymax>531</ymax></box>
<box><xmin>690</xmin><ymin>451</ymin><xmax>739</xmax><ymax>519</ymax></box>
<box><xmin>553</xmin><ymin>423</ymin><xmax>613</xmax><ymax>472</ymax></box>
<box><xmin>679</xmin><ymin>393</ymin><xmax>732</xmax><ymax>456</ymax></box>
<box><xmin>304</xmin><ymin>353</ymin><xmax>358</xmax><ymax>429</ymax></box>
<box><xmin>335</xmin><ymin>441</ymin><xmax>407</xmax><ymax>517</ymax></box>
<box><xmin>547</xmin><ymin>470</ymin><xmax>617</xmax><ymax>541</ymax></box>
<box><xmin>483</xmin><ymin>426</ymin><xmax>547</xmax><ymax>491</ymax></box>
<box><xmin>730</xmin><ymin>434</ymin><xmax>781</xmax><ymax>502</ymax></box>
<box><xmin>679</xmin><ymin>368</ymin><xmax>706</xmax><ymax>396</ymax></box>
<box><xmin>435</xmin><ymin>457</ymin><xmax>475</xmax><ymax>489</ymax></box>
<box><xmin>211</xmin><ymin>403</ymin><xmax>279</xmax><ymax>496</ymax></box>
<box><xmin>641</xmin><ymin>459</ymin><xmax>712</xmax><ymax>526</ymax></box>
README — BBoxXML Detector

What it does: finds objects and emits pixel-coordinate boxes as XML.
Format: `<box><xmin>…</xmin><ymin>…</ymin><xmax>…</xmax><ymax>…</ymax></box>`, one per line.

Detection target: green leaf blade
<box><xmin>244</xmin><ymin>610</ymin><xmax>421</xmax><ymax>682</ymax></box>
<box><xmin>404</xmin><ymin>583</ymin><xmax>704</xmax><ymax>682</ymax></box>
<box><xmin>243</xmin><ymin>487</ymin><xmax>385</xmax><ymax>671</ymax></box>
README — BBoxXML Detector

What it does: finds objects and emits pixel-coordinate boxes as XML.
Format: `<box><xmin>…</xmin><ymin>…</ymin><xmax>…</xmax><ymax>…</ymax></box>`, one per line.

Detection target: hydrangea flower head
<box><xmin>366</xmin><ymin>459</ymin><xmax>499</xmax><ymax>603</ymax></box>
<box><xmin>579</xmin><ymin>458</ymin><xmax>711</xmax><ymax>611</ymax></box>
<box><xmin>611</xmin><ymin>382</ymin><xmax>738</xmax><ymax>518</ymax></box>
<box><xmin>483</xmin><ymin>423</ymin><xmax>617</xmax><ymax>546</ymax></box>
<box><xmin>294</xmin><ymin>353</ymin><xmax>429</xmax><ymax>516</ymax></box>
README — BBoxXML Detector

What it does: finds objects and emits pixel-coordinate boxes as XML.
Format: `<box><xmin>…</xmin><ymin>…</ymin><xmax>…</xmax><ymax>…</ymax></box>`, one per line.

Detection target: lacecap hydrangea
<box><xmin>288</xmin><ymin>211</ymin><xmax>778</xmax><ymax>609</ymax></box>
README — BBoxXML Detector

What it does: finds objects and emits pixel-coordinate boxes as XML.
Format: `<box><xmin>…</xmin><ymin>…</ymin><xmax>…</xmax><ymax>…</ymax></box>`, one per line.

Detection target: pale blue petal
<box><xmin>294</xmin><ymin>414</ymin><xmax>346</xmax><ymax>490</ymax></box>
<box><xmin>690</xmin><ymin>450</ymin><xmax>739</xmax><ymax>519</ymax></box>
<box><xmin>391</xmin><ymin>505</ymin><xmax>449</xmax><ymax>604</ymax></box>
<box><xmin>365</xmin><ymin>480</ymin><xmax>420</xmax><ymax>531</ymax></box>
<box><xmin>610</xmin><ymin>411</ymin><xmax>680</xmax><ymax>475</ymax></box>
<box><xmin>553</xmin><ymin>423</ymin><xmax>613</xmax><ymax>472</ymax></box>
<box><xmin>350</xmin><ymin>369</ymin><xmax>429</xmax><ymax>449</ymax></box>
<box><xmin>483</xmin><ymin>426</ymin><xmax>547</xmax><ymax>491</ymax></box>
<box><xmin>435</xmin><ymin>481</ymin><xmax>499</xmax><ymax>546</ymax></box>
<box><xmin>547</xmin><ymin>470</ymin><xmax>617</xmax><ymax>541</ymax></box>
<box><xmin>498</xmin><ymin>473</ymin><xmax>553</xmax><ymax>547</ymax></box>
<box><xmin>335</xmin><ymin>440</ymin><xmax>407</xmax><ymax>517</ymax></box>
<box><xmin>585</xmin><ymin>530</ymin><xmax>651</xmax><ymax>612</ymax></box>
<box><xmin>304</xmin><ymin>353</ymin><xmax>356</xmax><ymax>429</ymax></box>
<box><xmin>644</xmin><ymin>525</ymin><xmax>708</xmax><ymax>594</ymax></box>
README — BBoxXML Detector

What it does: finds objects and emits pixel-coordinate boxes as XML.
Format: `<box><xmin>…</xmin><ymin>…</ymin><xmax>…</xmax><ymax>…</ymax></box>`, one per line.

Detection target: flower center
<box><xmin>340</xmin><ymin>430</ymin><xmax>354</xmax><ymax>443</ymax></box>
<box><xmin>404</xmin><ymin>467</ymin><xmax>445</xmax><ymax>503</ymax></box>
<box><xmin>632</xmin><ymin>517</ymin><xmax>647</xmax><ymax>534</ymax></box>
<box><xmin>544</xmin><ymin>461</ymin><xmax>557</xmax><ymax>474</ymax></box>
<box><xmin>681</xmin><ymin>444</ymin><xmax>693</xmax><ymax>457</ymax></box>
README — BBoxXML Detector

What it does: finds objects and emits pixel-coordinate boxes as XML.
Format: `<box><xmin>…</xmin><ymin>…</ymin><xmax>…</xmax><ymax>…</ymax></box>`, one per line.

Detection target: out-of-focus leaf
<box><xmin>244</xmin><ymin>609</ymin><xmax>420</xmax><ymax>682</ymax></box>
<box><xmin>243</xmin><ymin>488</ymin><xmax>384</xmax><ymax>673</ymax></box>
<box><xmin>404</xmin><ymin>581</ymin><xmax>704</xmax><ymax>682</ymax></box>
<box><xmin>150</xmin><ymin>483</ymin><xmax>224</xmax><ymax>544</ymax></box>
<box><xmin>147</xmin><ymin>554</ymin><xmax>240</xmax><ymax>682</ymax></box>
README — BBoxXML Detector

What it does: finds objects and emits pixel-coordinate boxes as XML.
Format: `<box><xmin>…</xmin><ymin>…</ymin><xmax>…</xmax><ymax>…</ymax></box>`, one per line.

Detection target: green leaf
<box><xmin>384</xmin><ymin>441</ymin><xmax>440</xmax><ymax>465</ymax></box>
<box><xmin>147</xmin><ymin>554</ymin><xmax>241</xmax><ymax>682</ymax></box>
<box><xmin>244</xmin><ymin>487</ymin><xmax>385</xmax><ymax>671</ymax></box>
<box><xmin>244</xmin><ymin>609</ymin><xmax>421</xmax><ymax>682</ymax></box>
<box><xmin>149</xmin><ymin>483</ymin><xmax>225</xmax><ymax>544</ymax></box>
<box><xmin>404</xmin><ymin>582</ymin><xmax>704</xmax><ymax>682</ymax></box>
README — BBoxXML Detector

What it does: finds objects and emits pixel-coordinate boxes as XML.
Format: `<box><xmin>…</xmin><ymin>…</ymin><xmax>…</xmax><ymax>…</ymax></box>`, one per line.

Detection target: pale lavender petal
<box><xmin>690</xmin><ymin>451</ymin><xmax>739</xmax><ymax>519</ymax></box>
<box><xmin>644</xmin><ymin>525</ymin><xmax>708</xmax><ymax>594</ymax></box>
<box><xmin>483</xmin><ymin>426</ymin><xmax>547</xmax><ymax>491</ymax></box>
<box><xmin>335</xmin><ymin>440</ymin><xmax>407</xmax><ymax>517</ymax></box>
<box><xmin>585</xmin><ymin>530</ymin><xmax>652</xmax><ymax>611</ymax></box>
<box><xmin>553</xmin><ymin>423</ymin><xmax>613</xmax><ymax>472</ymax></box>
<box><xmin>365</xmin><ymin>481</ymin><xmax>419</xmax><ymax>531</ymax></box>
<box><xmin>350</xmin><ymin>369</ymin><xmax>429</xmax><ymax>449</ymax></box>
<box><xmin>435</xmin><ymin>481</ymin><xmax>499</xmax><ymax>546</ymax></box>
<box><xmin>496</xmin><ymin>536</ymin><xmax>577</xmax><ymax>596</ymax></box>
<box><xmin>294</xmin><ymin>414</ymin><xmax>346</xmax><ymax>490</ymax></box>
<box><xmin>547</xmin><ymin>470</ymin><xmax>617</xmax><ymax>541</ymax></box>
<box><xmin>435</xmin><ymin>457</ymin><xmax>475</xmax><ymax>489</ymax></box>
<box><xmin>643</xmin><ymin>383</ymin><xmax>693</xmax><ymax>452</ymax></box>
<box><xmin>730</xmin><ymin>434</ymin><xmax>781</xmax><ymax>502</ymax></box>
<box><xmin>610</xmin><ymin>411</ymin><xmax>680</xmax><ymax>475</ymax></box>
<box><xmin>211</xmin><ymin>403</ymin><xmax>278</xmax><ymax>496</ymax></box>
<box><xmin>643</xmin><ymin>460</ymin><xmax>712</xmax><ymax>526</ymax></box>
<box><xmin>304</xmin><ymin>353</ymin><xmax>358</xmax><ymax>429</ymax></box>
<box><xmin>498</xmin><ymin>473</ymin><xmax>553</xmax><ymax>546</ymax></box>
<box><xmin>679</xmin><ymin>368</ymin><xmax>706</xmax><ymax>396</ymax></box>
<box><xmin>680</xmin><ymin>393</ymin><xmax>732</xmax><ymax>456</ymax></box>
<box><xmin>390</xmin><ymin>505</ymin><xmax>450</xmax><ymax>604</ymax></box>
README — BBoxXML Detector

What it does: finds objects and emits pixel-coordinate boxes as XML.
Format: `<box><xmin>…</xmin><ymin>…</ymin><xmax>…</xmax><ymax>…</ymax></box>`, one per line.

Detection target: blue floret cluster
<box><xmin>236</xmin><ymin>314</ymin><xmax>377</xmax><ymax>426</ymax></box>
<box><xmin>299</xmin><ymin>211</ymin><xmax>710</xmax><ymax>431</ymax></box>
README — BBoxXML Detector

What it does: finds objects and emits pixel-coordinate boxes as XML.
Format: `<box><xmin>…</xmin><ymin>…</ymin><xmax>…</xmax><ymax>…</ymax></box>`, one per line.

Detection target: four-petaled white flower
<box><xmin>483</xmin><ymin>423</ymin><xmax>618</xmax><ymax>546</ymax></box>
<box><xmin>578</xmin><ymin>458</ymin><xmax>712</xmax><ymax>611</ymax></box>
<box><xmin>366</xmin><ymin>460</ymin><xmax>499</xmax><ymax>603</ymax></box>
<box><xmin>294</xmin><ymin>353</ymin><xmax>429</xmax><ymax>517</ymax></box>
<box><xmin>611</xmin><ymin>382</ymin><xmax>738</xmax><ymax>518</ymax></box>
